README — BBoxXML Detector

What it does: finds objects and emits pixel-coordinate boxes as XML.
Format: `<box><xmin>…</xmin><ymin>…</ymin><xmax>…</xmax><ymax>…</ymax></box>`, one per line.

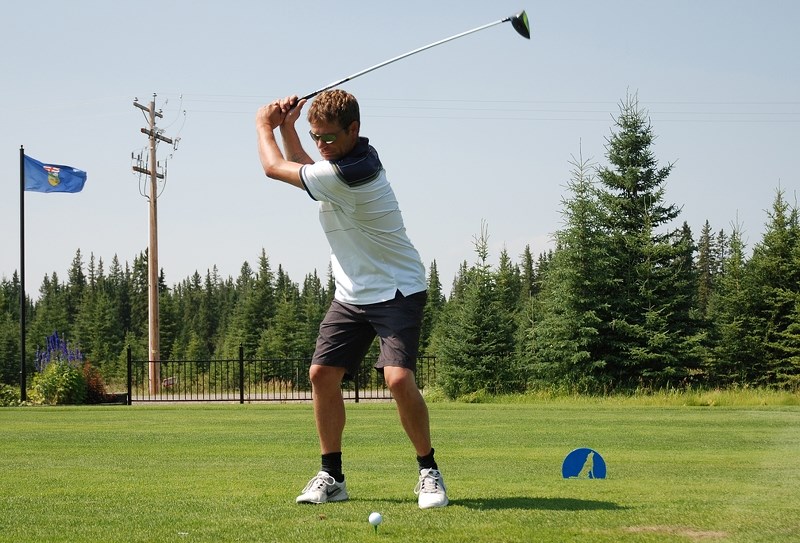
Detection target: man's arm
<box><xmin>280</xmin><ymin>99</ymin><xmax>314</xmax><ymax>165</ymax></box>
<box><xmin>256</xmin><ymin>97</ymin><xmax>309</xmax><ymax>189</ymax></box>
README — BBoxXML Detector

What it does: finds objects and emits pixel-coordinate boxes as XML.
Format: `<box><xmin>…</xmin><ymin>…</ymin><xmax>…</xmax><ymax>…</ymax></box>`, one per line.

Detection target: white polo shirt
<box><xmin>300</xmin><ymin>138</ymin><xmax>426</xmax><ymax>305</ymax></box>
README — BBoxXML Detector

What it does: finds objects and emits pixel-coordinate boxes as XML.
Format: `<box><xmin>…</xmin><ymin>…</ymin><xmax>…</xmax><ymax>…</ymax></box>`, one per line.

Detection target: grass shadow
<box><xmin>453</xmin><ymin>497</ymin><xmax>626</xmax><ymax>511</ymax></box>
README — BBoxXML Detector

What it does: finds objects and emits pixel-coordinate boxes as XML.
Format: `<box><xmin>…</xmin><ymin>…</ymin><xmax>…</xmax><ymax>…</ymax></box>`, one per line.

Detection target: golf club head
<box><xmin>510</xmin><ymin>10</ymin><xmax>531</xmax><ymax>39</ymax></box>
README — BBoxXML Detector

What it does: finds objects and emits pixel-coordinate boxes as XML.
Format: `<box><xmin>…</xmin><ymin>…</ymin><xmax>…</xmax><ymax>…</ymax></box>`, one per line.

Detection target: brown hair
<box><xmin>307</xmin><ymin>89</ymin><xmax>360</xmax><ymax>130</ymax></box>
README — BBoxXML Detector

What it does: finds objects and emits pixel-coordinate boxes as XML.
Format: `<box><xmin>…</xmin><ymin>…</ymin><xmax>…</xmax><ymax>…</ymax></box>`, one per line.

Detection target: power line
<box><xmin>169</xmin><ymin>93</ymin><xmax>800</xmax><ymax>123</ymax></box>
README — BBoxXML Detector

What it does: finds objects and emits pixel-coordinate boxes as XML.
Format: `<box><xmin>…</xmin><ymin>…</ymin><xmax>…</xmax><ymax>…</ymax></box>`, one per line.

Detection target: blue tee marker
<box><xmin>562</xmin><ymin>448</ymin><xmax>607</xmax><ymax>479</ymax></box>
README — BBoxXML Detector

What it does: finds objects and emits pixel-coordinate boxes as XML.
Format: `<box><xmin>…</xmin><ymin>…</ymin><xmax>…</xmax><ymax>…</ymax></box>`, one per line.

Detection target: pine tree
<box><xmin>496</xmin><ymin>248</ymin><xmax>522</xmax><ymax>312</ymax></box>
<box><xmin>130</xmin><ymin>252</ymin><xmax>149</xmax><ymax>339</ymax></box>
<box><xmin>220</xmin><ymin>251</ymin><xmax>279</xmax><ymax>359</ymax></box>
<box><xmin>594</xmin><ymin>92</ymin><xmax>694</xmax><ymax>387</ymax></box>
<box><xmin>199</xmin><ymin>269</ymin><xmax>222</xmax><ymax>357</ymax></box>
<box><xmin>66</xmin><ymin>249</ymin><xmax>86</xmax><ymax>319</ymax></box>
<box><xmin>222</xmin><ymin>261</ymin><xmax>255</xmax><ymax>358</ymax></box>
<box><xmin>258</xmin><ymin>266</ymin><xmax>302</xmax><ymax>358</ymax></box>
<box><xmin>745</xmin><ymin>189</ymin><xmax>800</xmax><ymax>385</ymax></box>
<box><xmin>433</xmin><ymin>223</ymin><xmax>518</xmax><ymax>397</ymax></box>
<box><xmin>449</xmin><ymin>261</ymin><xmax>470</xmax><ymax>302</ymax></box>
<box><xmin>299</xmin><ymin>270</ymin><xmax>327</xmax><ymax>355</ymax></box>
<box><xmin>696</xmin><ymin>221</ymin><xmax>716</xmax><ymax>318</ymax></box>
<box><xmin>106</xmin><ymin>255</ymin><xmax>132</xmax><ymax>340</ymax></box>
<box><xmin>529</xmin><ymin>153</ymin><xmax>611</xmax><ymax>391</ymax></box>
<box><xmin>661</xmin><ymin>223</ymin><xmax>706</xmax><ymax>380</ymax></box>
<box><xmin>0</xmin><ymin>281</ymin><xmax>19</xmax><ymax>385</ymax></box>
<box><xmin>29</xmin><ymin>273</ymin><xmax>70</xmax><ymax>357</ymax></box>
<box><xmin>707</xmin><ymin>225</ymin><xmax>761</xmax><ymax>384</ymax></box>
<box><xmin>518</xmin><ymin>245</ymin><xmax>536</xmax><ymax>300</ymax></box>
<box><xmin>420</xmin><ymin>260</ymin><xmax>445</xmax><ymax>354</ymax></box>
<box><xmin>535</xmin><ymin>251</ymin><xmax>553</xmax><ymax>286</ymax></box>
<box><xmin>74</xmin><ymin>285</ymin><xmax>118</xmax><ymax>367</ymax></box>
<box><xmin>325</xmin><ymin>263</ymin><xmax>336</xmax><ymax>306</ymax></box>
<box><xmin>258</xmin><ymin>290</ymin><xmax>303</xmax><ymax>358</ymax></box>
<box><xmin>211</xmin><ymin>268</ymin><xmax>237</xmax><ymax>358</ymax></box>
<box><xmin>158</xmin><ymin>279</ymin><xmax>178</xmax><ymax>361</ymax></box>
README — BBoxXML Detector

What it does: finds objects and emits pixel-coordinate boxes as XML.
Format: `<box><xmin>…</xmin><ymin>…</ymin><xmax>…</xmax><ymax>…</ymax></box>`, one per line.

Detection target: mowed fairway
<box><xmin>0</xmin><ymin>401</ymin><xmax>798</xmax><ymax>542</ymax></box>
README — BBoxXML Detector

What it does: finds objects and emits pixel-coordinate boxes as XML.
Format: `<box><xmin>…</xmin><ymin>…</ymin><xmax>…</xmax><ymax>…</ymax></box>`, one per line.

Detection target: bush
<box><xmin>83</xmin><ymin>362</ymin><xmax>110</xmax><ymax>404</ymax></box>
<box><xmin>28</xmin><ymin>331</ymin><xmax>103</xmax><ymax>405</ymax></box>
<box><xmin>0</xmin><ymin>383</ymin><xmax>23</xmax><ymax>407</ymax></box>
<box><xmin>30</xmin><ymin>360</ymin><xmax>87</xmax><ymax>405</ymax></box>
<box><xmin>420</xmin><ymin>385</ymin><xmax>448</xmax><ymax>403</ymax></box>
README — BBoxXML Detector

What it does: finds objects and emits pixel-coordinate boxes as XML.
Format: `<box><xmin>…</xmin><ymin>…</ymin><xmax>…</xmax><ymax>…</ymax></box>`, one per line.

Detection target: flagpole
<box><xmin>19</xmin><ymin>145</ymin><xmax>27</xmax><ymax>402</ymax></box>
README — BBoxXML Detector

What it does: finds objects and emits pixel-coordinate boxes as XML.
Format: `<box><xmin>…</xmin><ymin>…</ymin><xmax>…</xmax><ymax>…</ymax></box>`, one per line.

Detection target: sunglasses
<box><xmin>308</xmin><ymin>130</ymin><xmax>342</xmax><ymax>144</ymax></box>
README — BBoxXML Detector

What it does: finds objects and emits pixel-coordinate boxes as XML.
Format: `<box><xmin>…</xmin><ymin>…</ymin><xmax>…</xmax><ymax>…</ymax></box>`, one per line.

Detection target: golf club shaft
<box><xmin>299</xmin><ymin>16</ymin><xmax>513</xmax><ymax>101</ymax></box>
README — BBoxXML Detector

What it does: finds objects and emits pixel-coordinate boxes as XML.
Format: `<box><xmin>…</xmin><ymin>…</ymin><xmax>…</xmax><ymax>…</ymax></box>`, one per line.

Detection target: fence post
<box><xmin>239</xmin><ymin>344</ymin><xmax>245</xmax><ymax>404</ymax></box>
<box><xmin>354</xmin><ymin>369</ymin><xmax>360</xmax><ymax>403</ymax></box>
<box><xmin>126</xmin><ymin>346</ymin><xmax>132</xmax><ymax>405</ymax></box>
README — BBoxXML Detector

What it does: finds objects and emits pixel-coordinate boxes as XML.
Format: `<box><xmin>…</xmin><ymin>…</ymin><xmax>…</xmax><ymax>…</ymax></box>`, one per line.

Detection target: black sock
<box><xmin>321</xmin><ymin>452</ymin><xmax>344</xmax><ymax>482</ymax></box>
<box><xmin>417</xmin><ymin>448</ymin><xmax>438</xmax><ymax>471</ymax></box>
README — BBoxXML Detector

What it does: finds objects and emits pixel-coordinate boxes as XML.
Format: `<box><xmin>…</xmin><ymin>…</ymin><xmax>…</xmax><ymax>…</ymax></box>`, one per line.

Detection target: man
<box><xmin>256</xmin><ymin>90</ymin><xmax>448</xmax><ymax>509</ymax></box>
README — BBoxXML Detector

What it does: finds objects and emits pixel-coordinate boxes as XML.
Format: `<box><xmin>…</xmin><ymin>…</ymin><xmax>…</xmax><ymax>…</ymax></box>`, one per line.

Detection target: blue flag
<box><xmin>23</xmin><ymin>154</ymin><xmax>87</xmax><ymax>193</ymax></box>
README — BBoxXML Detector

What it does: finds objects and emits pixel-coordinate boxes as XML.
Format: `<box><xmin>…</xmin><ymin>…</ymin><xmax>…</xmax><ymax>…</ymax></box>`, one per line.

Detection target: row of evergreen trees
<box><xmin>0</xmin><ymin>249</ymin><xmax>336</xmax><ymax>386</ymax></box>
<box><xmin>1</xmin><ymin>94</ymin><xmax>798</xmax><ymax>395</ymax></box>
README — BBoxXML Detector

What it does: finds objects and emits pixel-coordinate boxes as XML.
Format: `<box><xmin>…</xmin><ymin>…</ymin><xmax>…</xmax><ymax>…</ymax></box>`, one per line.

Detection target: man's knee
<box><xmin>310</xmin><ymin>365</ymin><xmax>346</xmax><ymax>389</ymax></box>
<box><xmin>383</xmin><ymin>366</ymin><xmax>417</xmax><ymax>393</ymax></box>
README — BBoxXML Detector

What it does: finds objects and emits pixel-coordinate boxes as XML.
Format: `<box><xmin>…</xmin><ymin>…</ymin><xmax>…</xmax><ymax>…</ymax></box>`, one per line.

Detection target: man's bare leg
<box><xmin>383</xmin><ymin>365</ymin><xmax>448</xmax><ymax>508</ymax></box>
<box><xmin>382</xmin><ymin>366</ymin><xmax>432</xmax><ymax>456</ymax></box>
<box><xmin>295</xmin><ymin>365</ymin><xmax>349</xmax><ymax>505</ymax></box>
<box><xmin>310</xmin><ymin>365</ymin><xmax>347</xmax><ymax>453</ymax></box>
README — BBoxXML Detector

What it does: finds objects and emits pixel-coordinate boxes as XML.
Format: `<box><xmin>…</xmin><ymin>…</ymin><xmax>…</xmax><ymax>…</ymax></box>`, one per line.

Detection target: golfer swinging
<box><xmin>256</xmin><ymin>90</ymin><xmax>448</xmax><ymax>509</ymax></box>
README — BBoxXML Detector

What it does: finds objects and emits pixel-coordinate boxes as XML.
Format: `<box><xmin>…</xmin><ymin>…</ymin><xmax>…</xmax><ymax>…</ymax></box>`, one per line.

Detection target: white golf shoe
<box><xmin>296</xmin><ymin>471</ymin><xmax>348</xmax><ymax>504</ymax></box>
<box><xmin>415</xmin><ymin>468</ymin><xmax>449</xmax><ymax>509</ymax></box>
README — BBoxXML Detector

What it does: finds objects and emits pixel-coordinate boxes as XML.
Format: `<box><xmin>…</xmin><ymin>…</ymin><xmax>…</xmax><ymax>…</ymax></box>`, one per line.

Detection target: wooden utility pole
<box><xmin>133</xmin><ymin>95</ymin><xmax>173</xmax><ymax>395</ymax></box>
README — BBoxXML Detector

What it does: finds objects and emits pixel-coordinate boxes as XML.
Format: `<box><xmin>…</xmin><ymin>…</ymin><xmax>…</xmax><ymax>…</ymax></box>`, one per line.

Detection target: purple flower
<box><xmin>35</xmin><ymin>331</ymin><xmax>84</xmax><ymax>373</ymax></box>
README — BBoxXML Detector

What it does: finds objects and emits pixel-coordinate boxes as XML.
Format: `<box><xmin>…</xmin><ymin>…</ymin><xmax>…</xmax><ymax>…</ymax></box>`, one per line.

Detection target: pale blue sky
<box><xmin>2</xmin><ymin>0</ymin><xmax>798</xmax><ymax>295</ymax></box>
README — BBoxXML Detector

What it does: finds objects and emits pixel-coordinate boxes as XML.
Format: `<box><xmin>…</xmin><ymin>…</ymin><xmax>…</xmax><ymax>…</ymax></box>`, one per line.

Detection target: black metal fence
<box><xmin>126</xmin><ymin>346</ymin><xmax>436</xmax><ymax>403</ymax></box>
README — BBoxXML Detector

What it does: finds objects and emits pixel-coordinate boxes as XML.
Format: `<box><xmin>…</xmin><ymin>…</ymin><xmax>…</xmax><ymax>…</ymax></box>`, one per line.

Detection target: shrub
<box><xmin>0</xmin><ymin>383</ymin><xmax>22</xmax><ymax>407</ymax></box>
<box><xmin>83</xmin><ymin>362</ymin><xmax>110</xmax><ymax>404</ymax></box>
<box><xmin>30</xmin><ymin>360</ymin><xmax>87</xmax><ymax>405</ymax></box>
<box><xmin>29</xmin><ymin>331</ymin><xmax>92</xmax><ymax>405</ymax></box>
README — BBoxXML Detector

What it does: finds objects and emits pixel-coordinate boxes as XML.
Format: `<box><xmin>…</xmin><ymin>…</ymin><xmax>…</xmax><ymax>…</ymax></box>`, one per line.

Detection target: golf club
<box><xmin>298</xmin><ymin>10</ymin><xmax>530</xmax><ymax>102</ymax></box>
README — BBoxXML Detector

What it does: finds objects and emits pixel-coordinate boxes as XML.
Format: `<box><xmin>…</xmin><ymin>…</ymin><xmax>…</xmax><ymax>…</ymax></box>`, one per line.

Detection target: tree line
<box><xmin>1</xmin><ymin>94</ymin><xmax>798</xmax><ymax>396</ymax></box>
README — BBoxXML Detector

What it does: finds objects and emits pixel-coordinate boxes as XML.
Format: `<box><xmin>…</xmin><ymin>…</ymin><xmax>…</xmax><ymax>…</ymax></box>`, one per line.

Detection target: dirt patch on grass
<box><xmin>625</xmin><ymin>526</ymin><xmax>728</xmax><ymax>540</ymax></box>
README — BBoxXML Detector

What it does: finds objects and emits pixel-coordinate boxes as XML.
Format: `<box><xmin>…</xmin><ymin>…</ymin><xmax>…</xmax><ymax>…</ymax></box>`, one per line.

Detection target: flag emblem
<box><xmin>44</xmin><ymin>165</ymin><xmax>61</xmax><ymax>187</ymax></box>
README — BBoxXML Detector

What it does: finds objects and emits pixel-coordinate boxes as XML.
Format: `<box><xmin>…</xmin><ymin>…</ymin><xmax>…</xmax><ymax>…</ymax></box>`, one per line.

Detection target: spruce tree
<box><xmin>518</xmin><ymin>245</ymin><xmax>536</xmax><ymax>300</ymax></box>
<box><xmin>222</xmin><ymin>261</ymin><xmax>255</xmax><ymax>358</ymax></box>
<box><xmin>594</xmin><ymin>93</ymin><xmax>695</xmax><ymax>386</ymax></box>
<box><xmin>259</xmin><ymin>267</ymin><xmax>302</xmax><ymax>358</ymax></box>
<box><xmin>29</xmin><ymin>273</ymin><xmax>70</xmax><ymax>355</ymax></box>
<box><xmin>130</xmin><ymin>252</ymin><xmax>149</xmax><ymax>339</ymax></box>
<box><xmin>433</xmin><ymin>223</ymin><xmax>518</xmax><ymax>397</ymax></box>
<box><xmin>707</xmin><ymin>226</ymin><xmax>760</xmax><ymax>384</ymax></box>
<box><xmin>0</xmin><ymin>282</ymin><xmax>19</xmax><ymax>385</ymax></box>
<box><xmin>420</xmin><ymin>260</ymin><xmax>445</xmax><ymax>355</ymax></box>
<box><xmin>529</xmin><ymin>153</ymin><xmax>611</xmax><ymax>391</ymax></box>
<box><xmin>745</xmin><ymin>190</ymin><xmax>800</xmax><ymax>385</ymax></box>
<box><xmin>695</xmin><ymin>221</ymin><xmax>716</xmax><ymax>318</ymax></box>
<box><xmin>106</xmin><ymin>255</ymin><xmax>132</xmax><ymax>340</ymax></box>
<box><xmin>66</xmin><ymin>249</ymin><xmax>86</xmax><ymax>319</ymax></box>
<box><xmin>496</xmin><ymin>248</ymin><xmax>522</xmax><ymax>313</ymax></box>
<box><xmin>299</xmin><ymin>271</ymin><xmax>327</xmax><ymax>355</ymax></box>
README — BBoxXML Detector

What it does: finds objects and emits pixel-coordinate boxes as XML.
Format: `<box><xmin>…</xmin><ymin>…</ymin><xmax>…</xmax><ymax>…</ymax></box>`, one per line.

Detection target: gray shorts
<box><xmin>311</xmin><ymin>290</ymin><xmax>427</xmax><ymax>380</ymax></box>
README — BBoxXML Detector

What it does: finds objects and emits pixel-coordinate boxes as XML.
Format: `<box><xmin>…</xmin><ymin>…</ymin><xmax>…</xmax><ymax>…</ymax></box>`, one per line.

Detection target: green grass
<box><xmin>1</xmin><ymin>400</ymin><xmax>799</xmax><ymax>542</ymax></box>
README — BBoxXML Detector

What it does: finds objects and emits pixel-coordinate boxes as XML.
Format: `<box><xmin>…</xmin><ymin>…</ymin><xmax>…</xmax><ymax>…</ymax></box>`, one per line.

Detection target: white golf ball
<box><xmin>368</xmin><ymin>512</ymin><xmax>383</xmax><ymax>526</ymax></box>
